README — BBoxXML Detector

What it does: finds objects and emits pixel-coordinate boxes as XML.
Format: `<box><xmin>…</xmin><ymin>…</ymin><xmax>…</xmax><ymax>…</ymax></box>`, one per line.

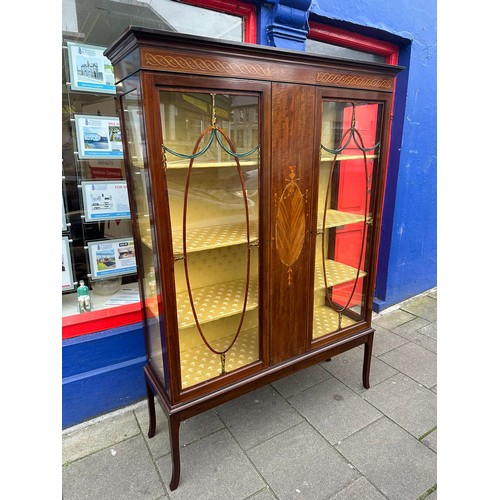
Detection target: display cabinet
<box><xmin>104</xmin><ymin>27</ymin><xmax>402</xmax><ymax>490</ymax></box>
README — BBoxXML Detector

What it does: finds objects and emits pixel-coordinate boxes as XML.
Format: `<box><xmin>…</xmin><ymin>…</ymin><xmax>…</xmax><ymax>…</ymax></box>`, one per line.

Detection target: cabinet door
<box><xmin>159</xmin><ymin>87</ymin><xmax>267</xmax><ymax>392</ymax></box>
<box><xmin>313</xmin><ymin>97</ymin><xmax>385</xmax><ymax>341</ymax></box>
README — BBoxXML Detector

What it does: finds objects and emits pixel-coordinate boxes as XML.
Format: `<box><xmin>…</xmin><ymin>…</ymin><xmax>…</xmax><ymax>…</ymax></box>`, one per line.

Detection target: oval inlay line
<box><xmin>275</xmin><ymin>166</ymin><xmax>305</xmax><ymax>285</ymax></box>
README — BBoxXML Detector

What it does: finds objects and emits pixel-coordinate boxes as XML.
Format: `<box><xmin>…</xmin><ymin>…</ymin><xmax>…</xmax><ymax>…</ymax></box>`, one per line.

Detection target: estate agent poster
<box><xmin>67</xmin><ymin>41</ymin><xmax>116</xmax><ymax>94</ymax></box>
<box><xmin>81</xmin><ymin>180</ymin><xmax>131</xmax><ymax>222</ymax></box>
<box><xmin>88</xmin><ymin>238</ymin><xmax>137</xmax><ymax>279</ymax></box>
<box><xmin>62</xmin><ymin>237</ymin><xmax>75</xmax><ymax>291</ymax></box>
<box><xmin>74</xmin><ymin>115</ymin><xmax>124</xmax><ymax>159</ymax></box>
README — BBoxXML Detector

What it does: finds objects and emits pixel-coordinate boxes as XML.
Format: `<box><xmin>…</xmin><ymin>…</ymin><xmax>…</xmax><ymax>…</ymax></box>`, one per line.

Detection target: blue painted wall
<box><xmin>257</xmin><ymin>0</ymin><xmax>437</xmax><ymax>310</ymax></box>
<box><xmin>62</xmin><ymin>324</ymin><xmax>147</xmax><ymax>428</ymax></box>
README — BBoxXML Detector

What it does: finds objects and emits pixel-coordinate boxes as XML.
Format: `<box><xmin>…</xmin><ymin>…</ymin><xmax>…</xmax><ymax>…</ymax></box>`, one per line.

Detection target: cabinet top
<box><xmin>104</xmin><ymin>26</ymin><xmax>403</xmax><ymax>93</ymax></box>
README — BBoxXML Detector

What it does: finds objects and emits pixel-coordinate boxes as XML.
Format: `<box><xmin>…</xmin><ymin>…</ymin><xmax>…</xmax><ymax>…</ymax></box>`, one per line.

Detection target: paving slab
<box><xmin>214</xmin><ymin>384</ymin><xmax>303</xmax><ymax>450</ymax></box>
<box><xmin>62</xmin><ymin>435</ymin><xmax>165</xmax><ymax>500</ymax></box>
<box><xmin>391</xmin><ymin>317</ymin><xmax>431</xmax><ymax>338</ymax></box>
<box><xmin>372</xmin><ymin>309</ymin><xmax>416</xmax><ymax>330</ymax></box>
<box><xmin>134</xmin><ymin>401</ymin><xmax>224</xmax><ymax>460</ymax></box>
<box><xmin>247</xmin><ymin>421</ymin><xmax>359</xmax><ymax>499</ymax></box>
<box><xmin>157</xmin><ymin>429</ymin><xmax>265</xmax><ymax>500</ymax></box>
<box><xmin>371</xmin><ymin>325</ymin><xmax>409</xmax><ymax>356</ymax></box>
<box><xmin>378</xmin><ymin>342</ymin><xmax>437</xmax><ymax>388</ymax></box>
<box><xmin>329</xmin><ymin>477</ymin><xmax>386</xmax><ymax>500</ymax></box>
<box><xmin>336</xmin><ymin>417</ymin><xmax>437</xmax><ymax>500</ymax></box>
<box><xmin>320</xmin><ymin>347</ymin><xmax>397</xmax><ymax>393</ymax></box>
<box><xmin>271</xmin><ymin>364</ymin><xmax>332</xmax><ymax>399</ymax></box>
<box><xmin>362</xmin><ymin>373</ymin><xmax>437</xmax><ymax>438</ymax></box>
<box><xmin>288</xmin><ymin>377</ymin><xmax>382</xmax><ymax>445</ymax></box>
<box><xmin>400</xmin><ymin>295</ymin><xmax>437</xmax><ymax>322</ymax></box>
<box><xmin>418</xmin><ymin>321</ymin><xmax>437</xmax><ymax>340</ymax></box>
<box><xmin>62</xmin><ymin>410</ymin><xmax>141</xmax><ymax>464</ymax></box>
<box><xmin>421</xmin><ymin>428</ymin><xmax>437</xmax><ymax>453</ymax></box>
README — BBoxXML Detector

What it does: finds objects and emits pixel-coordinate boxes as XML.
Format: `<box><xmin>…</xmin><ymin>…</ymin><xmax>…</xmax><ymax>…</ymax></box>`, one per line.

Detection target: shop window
<box><xmin>62</xmin><ymin>0</ymin><xmax>256</xmax><ymax>338</ymax></box>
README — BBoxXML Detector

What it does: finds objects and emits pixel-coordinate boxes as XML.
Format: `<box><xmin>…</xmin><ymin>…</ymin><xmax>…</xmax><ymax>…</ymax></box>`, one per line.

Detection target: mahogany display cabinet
<box><xmin>104</xmin><ymin>26</ymin><xmax>403</xmax><ymax>490</ymax></box>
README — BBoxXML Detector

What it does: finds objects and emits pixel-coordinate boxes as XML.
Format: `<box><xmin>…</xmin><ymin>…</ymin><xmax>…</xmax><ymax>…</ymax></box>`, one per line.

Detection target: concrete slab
<box><xmin>363</xmin><ymin>373</ymin><xmax>437</xmax><ymax>438</ymax></box>
<box><xmin>319</xmin><ymin>347</ymin><xmax>397</xmax><ymax>393</ymax></box>
<box><xmin>372</xmin><ymin>309</ymin><xmax>416</xmax><ymax>330</ymax></box>
<box><xmin>371</xmin><ymin>326</ymin><xmax>409</xmax><ymax>356</ymax></box>
<box><xmin>336</xmin><ymin>417</ymin><xmax>437</xmax><ymax>500</ymax></box>
<box><xmin>214</xmin><ymin>385</ymin><xmax>303</xmax><ymax>450</ymax></box>
<box><xmin>288</xmin><ymin>377</ymin><xmax>382</xmax><ymax>445</ymax></box>
<box><xmin>157</xmin><ymin>429</ymin><xmax>265</xmax><ymax>500</ymax></box>
<box><xmin>392</xmin><ymin>317</ymin><xmax>431</xmax><ymax>338</ymax></box>
<box><xmin>419</xmin><ymin>321</ymin><xmax>437</xmax><ymax>340</ymax></box>
<box><xmin>134</xmin><ymin>401</ymin><xmax>224</xmax><ymax>460</ymax></box>
<box><xmin>400</xmin><ymin>295</ymin><xmax>437</xmax><ymax>322</ymax></box>
<box><xmin>379</xmin><ymin>342</ymin><xmax>437</xmax><ymax>388</ymax></box>
<box><xmin>247</xmin><ymin>421</ymin><xmax>359</xmax><ymax>499</ymax></box>
<box><xmin>271</xmin><ymin>364</ymin><xmax>332</xmax><ymax>399</ymax></box>
<box><xmin>62</xmin><ymin>411</ymin><xmax>141</xmax><ymax>465</ymax></box>
<box><xmin>329</xmin><ymin>477</ymin><xmax>386</xmax><ymax>499</ymax></box>
<box><xmin>62</xmin><ymin>435</ymin><xmax>165</xmax><ymax>500</ymax></box>
<box><xmin>421</xmin><ymin>428</ymin><xmax>437</xmax><ymax>453</ymax></box>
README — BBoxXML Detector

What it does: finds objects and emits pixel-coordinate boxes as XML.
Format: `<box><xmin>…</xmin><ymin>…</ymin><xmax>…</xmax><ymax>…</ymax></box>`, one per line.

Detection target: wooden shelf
<box><xmin>320</xmin><ymin>153</ymin><xmax>378</xmax><ymax>162</ymax></box>
<box><xmin>317</xmin><ymin>209</ymin><xmax>367</xmax><ymax>230</ymax></box>
<box><xmin>176</xmin><ymin>276</ymin><xmax>259</xmax><ymax>330</ymax></box>
<box><xmin>140</xmin><ymin>219</ymin><xmax>258</xmax><ymax>254</ymax></box>
<box><xmin>180</xmin><ymin>327</ymin><xmax>259</xmax><ymax>389</ymax></box>
<box><xmin>312</xmin><ymin>305</ymin><xmax>356</xmax><ymax>339</ymax></box>
<box><xmin>314</xmin><ymin>259</ymin><xmax>366</xmax><ymax>291</ymax></box>
<box><xmin>164</xmin><ymin>159</ymin><xmax>258</xmax><ymax>169</ymax></box>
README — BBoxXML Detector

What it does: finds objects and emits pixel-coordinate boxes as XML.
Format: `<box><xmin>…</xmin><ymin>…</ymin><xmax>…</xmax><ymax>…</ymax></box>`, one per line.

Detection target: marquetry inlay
<box><xmin>143</xmin><ymin>52</ymin><xmax>271</xmax><ymax>77</ymax></box>
<box><xmin>316</xmin><ymin>72</ymin><xmax>392</xmax><ymax>89</ymax></box>
<box><xmin>275</xmin><ymin>166</ymin><xmax>306</xmax><ymax>286</ymax></box>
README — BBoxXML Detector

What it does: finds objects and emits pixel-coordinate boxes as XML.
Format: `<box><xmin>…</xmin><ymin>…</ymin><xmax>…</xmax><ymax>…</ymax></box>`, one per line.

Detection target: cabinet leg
<box><xmin>362</xmin><ymin>331</ymin><xmax>374</xmax><ymax>389</ymax></box>
<box><xmin>145</xmin><ymin>377</ymin><xmax>157</xmax><ymax>439</ymax></box>
<box><xmin>168</xmin><ymin>413</ymin><xmax>181</xmax><ymax>491</ymax></box>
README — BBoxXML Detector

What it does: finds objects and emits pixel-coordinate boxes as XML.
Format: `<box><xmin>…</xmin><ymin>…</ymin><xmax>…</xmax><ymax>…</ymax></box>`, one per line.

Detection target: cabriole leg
<box><xmin>168</xmin><ymin>413</ymin><xmax>181</xmax><ymax>491</ymax></box>
<box><xmin>362</xmin><ymin>331</ymin><xmax>374</xmax><ymax>389</ymax></box>
<box><xmin>145</xmin><ymin>376</ymin><xmax>156</xmax><ymax>439</ymax></box>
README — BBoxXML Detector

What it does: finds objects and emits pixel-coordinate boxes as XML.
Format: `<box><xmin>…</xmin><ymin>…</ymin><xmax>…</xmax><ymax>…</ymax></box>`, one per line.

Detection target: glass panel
<box><xmin>121</xmin><ymin>80</ymin><xmax>164</xmax><ymax>380</ymax></box>
<box><xmin>313</xmin><ymin>100</ymin><xmax>383</xmax><ymax>339</ymax></box>
<box><xmin>160</xmin><ymin>91</ymin><xmax>260</xmax><ymax>389</ymax></box>
<box><xmin>61</xmin><ymin>0</ymin><xmax>245</xmax><ymax>324</ymax></box>
<box><xmin>305</xmin><ymin>39</ymin><xmax>386</xmax><ymax>63</ymax></box>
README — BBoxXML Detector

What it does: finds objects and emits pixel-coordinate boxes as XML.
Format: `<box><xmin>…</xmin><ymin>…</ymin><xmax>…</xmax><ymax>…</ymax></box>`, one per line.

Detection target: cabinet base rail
<box><xmin>144</xmin><ymin>328</ymin><xmax>374</xmax><ymax>491</ymax></box>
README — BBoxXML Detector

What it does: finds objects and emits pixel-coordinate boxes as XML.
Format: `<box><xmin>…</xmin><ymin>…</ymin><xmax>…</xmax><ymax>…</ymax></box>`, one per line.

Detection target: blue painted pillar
<box><xmin>259</xmin><ymin>0</ymin><xmax>312</xmax><ymax>50</ymax></box>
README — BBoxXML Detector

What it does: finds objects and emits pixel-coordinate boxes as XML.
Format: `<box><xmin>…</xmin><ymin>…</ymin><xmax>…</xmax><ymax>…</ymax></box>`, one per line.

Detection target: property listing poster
<box><xmin>67</xmin><ymin>41</ymin><xmax>116</xmax><ymax>94</ymax></box>
<box><xmin>75</xmin><ymin>115</ymin><xmax>124</xmax><ymax>159</ymax></box>
<box><xmin>88</xmin><ymin>238</ymin><xmax>137</xmax><ymax>279</ymax></box>
<box><xmin>62</xmin><ymin>237</ymin><xmax>75</xmax><ymax>291</ymax></box>
<box><xmin>81</xmin><ymin>180</ymin><xmax>131</xmax><ymax>221</ymax></box>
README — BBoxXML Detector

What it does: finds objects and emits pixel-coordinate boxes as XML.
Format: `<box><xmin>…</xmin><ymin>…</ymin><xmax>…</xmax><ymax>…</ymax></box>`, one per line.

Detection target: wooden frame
<box><xmin>105</xmin><ymin>27</ymin><xmax>402</xmax><ymax>490</ymax></box>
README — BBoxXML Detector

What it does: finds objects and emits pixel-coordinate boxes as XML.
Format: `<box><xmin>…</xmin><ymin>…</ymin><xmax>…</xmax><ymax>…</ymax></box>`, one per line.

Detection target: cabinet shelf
<box><xmin>317</xmin><ymin>209</ymin><xmax>368</xmax><ymax>230</ymax></box>
<box><xmin>314</xmin><ymin>259</ymin><xmax>366</xmax><ymax>291</ymax></box>
<box><xmin>164</xmin><ymin>159</ymin><xmax>258</xmax><ymax>169</ymax></box>
<box><xmin>320</xmin><ymin>154</ymin><xmax>378</xmax><ymax>163</ymax></box>
<box><xmin>180</xmin><ymin>327</ymin><xmax>258</xmax><ymax>389</ymax></box>
<box><xmin>312</xmin><ymin>305</ymin><xmax>357</xmax><ymax>339</ymax></box>
<box><xmin>176</xmin><ymin>276</ymin><xmax>259</xmax><ymax>330</ymax></box>
<box><xmin>140</xmin><ymin>219</ymin><xmax>258</xmax><ymax>254</ymax></box>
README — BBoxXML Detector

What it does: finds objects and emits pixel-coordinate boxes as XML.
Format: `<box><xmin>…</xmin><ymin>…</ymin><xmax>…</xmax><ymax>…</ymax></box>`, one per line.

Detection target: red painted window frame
<box><xmin>180</xmin><ymin>0</ymin><xmax>257</xmax><ymax>43</ymax></box>
<box><xmin>62</xmin><ymin>0</ymin><xmax>256</xmax><ymax>340</ymax></box>
<box><xmin>308</xmin><ymin>22</ymin><xmax>398</xmax><ymax>65</ymax></box>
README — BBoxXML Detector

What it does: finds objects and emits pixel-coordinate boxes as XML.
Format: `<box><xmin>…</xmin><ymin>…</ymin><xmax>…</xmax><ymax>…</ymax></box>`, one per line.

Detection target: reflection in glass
<box><xmin>160</xmin><ymin>91</ymin><xmax>260</xmax><ymax>389</ymax></box>
<box><xmin>313</xmin><ymin>101</ymin><xmax>383</xmax><ymax>339</ymax></box>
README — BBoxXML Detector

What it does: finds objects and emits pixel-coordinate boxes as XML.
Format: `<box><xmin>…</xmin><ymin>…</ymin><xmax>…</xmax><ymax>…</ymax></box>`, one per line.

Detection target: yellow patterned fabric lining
<box><xmin>175</xmin><ymin>277</ymin><xmax>259</xmax><ymax>330</ymax></box>
<box><xmin>180</xmin><ymin>328</ymin><xmax>259</xmax><ymax>388</ymax></box>
<box><xmin>312</xmin><ymin>305</ymin><xmax>356</xmax><ymax>339</ymax></box>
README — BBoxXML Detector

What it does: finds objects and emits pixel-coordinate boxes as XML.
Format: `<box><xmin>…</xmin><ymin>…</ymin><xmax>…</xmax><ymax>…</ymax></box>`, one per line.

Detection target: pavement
<box><xmin>62</xmin><ymin>288</ymin><xmax>437</xmax><ymax>500</ymax></box>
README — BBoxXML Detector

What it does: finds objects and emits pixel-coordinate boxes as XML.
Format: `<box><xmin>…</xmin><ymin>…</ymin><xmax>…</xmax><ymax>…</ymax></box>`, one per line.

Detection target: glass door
<box><xmin>160</xmin><ymin>90</ymin><xmax>261</xmax><ymax>389</ymax></box>
<box><xmin>313</xmin><ymin>99</ymin><xmax>384</xmax><ymax>340</ymax></box>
